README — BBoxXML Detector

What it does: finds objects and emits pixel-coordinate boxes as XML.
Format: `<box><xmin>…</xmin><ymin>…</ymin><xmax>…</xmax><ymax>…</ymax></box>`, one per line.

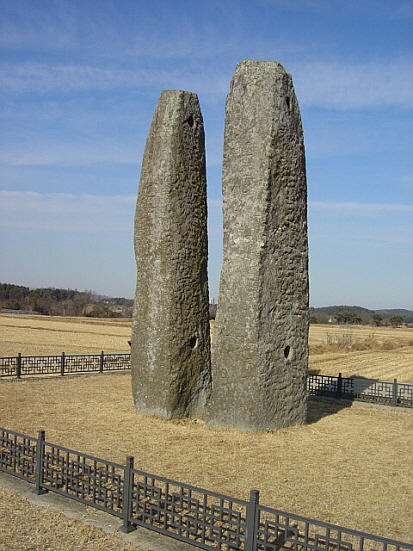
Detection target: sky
<box><xmin>0</xmin><ymin>0</ymin><xmax>412</xmax><ymax>310</ymax></box>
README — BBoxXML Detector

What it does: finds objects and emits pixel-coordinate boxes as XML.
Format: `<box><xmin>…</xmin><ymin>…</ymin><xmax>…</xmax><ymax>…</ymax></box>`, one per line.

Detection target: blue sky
<box><xmin>1</xmin><ymin>0</ymin><xmax>412</xmax><ymax>309</ymax></box>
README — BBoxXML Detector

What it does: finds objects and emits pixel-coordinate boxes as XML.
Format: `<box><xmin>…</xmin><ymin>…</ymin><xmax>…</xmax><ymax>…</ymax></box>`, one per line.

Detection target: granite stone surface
<box><xmin>131</xmin><ymin>90</ymin><xmax>211</xmax><ymax>419</ymax></box>
<box><xmin>207</xmin><ymin>61</ymin><xmax>309</xmax><ymax>431</ymax></box>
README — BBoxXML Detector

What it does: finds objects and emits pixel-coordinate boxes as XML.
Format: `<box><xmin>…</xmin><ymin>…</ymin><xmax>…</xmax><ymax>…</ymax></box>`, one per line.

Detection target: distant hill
<box><xmin>310</xmin><ymin>305</ymin><xmax>373</xmax><ymax>316</ymax></box>
<box><xmin>310</xmin><ymin>305</ymin><xmax>413</xmax><ymax>325</ymax></box>
<box><xmin>375</xmin><ymin>308</ymin><xmax>413</xmax><ymax>318</ymax></box>
<box><xmin>2</xmin><ymin>283</ymin><xmax>411</xmax><ymax>324</ymax></box>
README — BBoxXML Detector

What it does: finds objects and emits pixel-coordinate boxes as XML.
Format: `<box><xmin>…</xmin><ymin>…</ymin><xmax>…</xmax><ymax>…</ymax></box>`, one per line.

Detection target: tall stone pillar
<box><xmin>207</xmin><ymin>61</ymin><xmax>309</xmax><ymax>431</ymax></box>
<box><xmin>131</xmin><ymin>90</ymin><xmax>211</xmax><ymax>419</ymax></box>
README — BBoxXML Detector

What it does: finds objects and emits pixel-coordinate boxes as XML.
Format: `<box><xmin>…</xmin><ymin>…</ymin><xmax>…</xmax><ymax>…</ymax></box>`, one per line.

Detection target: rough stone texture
<box><xmin>207</xmin><ymin>60</ymin><xmax>309</xmax><ymax>431</ymax></box>
<box><xmin>131</xmin><ymin>90</ymin><xmax>211</xmax><ymax>419</ymax></box>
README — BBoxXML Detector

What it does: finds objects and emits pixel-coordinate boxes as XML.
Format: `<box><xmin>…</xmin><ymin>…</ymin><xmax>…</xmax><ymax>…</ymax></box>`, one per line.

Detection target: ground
<box><xmin>1</xmin><ymin>315</ymin><xmax>412</xmax><ymax>547</ymax></box>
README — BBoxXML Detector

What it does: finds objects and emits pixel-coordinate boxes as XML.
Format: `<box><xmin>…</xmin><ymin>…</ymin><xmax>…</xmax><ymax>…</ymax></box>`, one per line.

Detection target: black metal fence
<box><xmin>307</xmin><ymin>373</ymin><xmax>413</xmax><ymax>408</ymax></box>
<box><xmin>1</xmin><ymin>427</ymin><xmax>412</xmax><ymax>551</ymax></box>
<box><xmin>1</xmin><ymin>352</ymin><xmax>413</xmax><ymax>408</ymax></box>
<box><xmin>0</xmin><ymin>352</ymin><xmax>130</xmax><ymax>378</ymax></box>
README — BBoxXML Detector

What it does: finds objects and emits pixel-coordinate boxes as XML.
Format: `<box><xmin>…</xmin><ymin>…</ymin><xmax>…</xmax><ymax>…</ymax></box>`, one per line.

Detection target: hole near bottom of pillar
<box><xmin>284</xmin><ymin>345</ymin><xmax>293</xmax><ymax>361</ymax></box>
<box><xmin>189</xmin><ymin>336</ymin><xmax>198</xmax><ymax>350</ymax></box>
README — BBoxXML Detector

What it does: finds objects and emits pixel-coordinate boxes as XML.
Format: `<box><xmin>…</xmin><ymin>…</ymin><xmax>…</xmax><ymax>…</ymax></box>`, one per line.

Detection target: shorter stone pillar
<box><xmin>131</xmin><ymin>90</ymin><xmax>211</xmax><ymax>419</ymax></box>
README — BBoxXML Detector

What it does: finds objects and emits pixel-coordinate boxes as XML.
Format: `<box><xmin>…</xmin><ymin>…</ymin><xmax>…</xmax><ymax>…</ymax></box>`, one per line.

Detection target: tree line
<box><xmin>309</xmin><ymin>305</ymin><xmax>411</xmax><ymax>326</ymax></box>
<box><xmin>1</xmin><ymin>283</ymin><xmax>410</xmax><ymax>325</ymax></box>
<box><xmin>0</xmin><ymin>283</ymin><xmax>133</xmax><ymax>318</ymax></box>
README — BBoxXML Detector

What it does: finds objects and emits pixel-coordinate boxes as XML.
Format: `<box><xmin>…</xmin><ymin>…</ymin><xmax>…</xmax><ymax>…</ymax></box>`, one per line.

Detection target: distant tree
<box><xmin>372</xmin><ymin>314</ymin><xmax>383</xmax><ymax>326</ymax></box>
<box><xmin>0</xmin><ymin>283</ymin><xmax>132</xmax><ymax>318</ymax></box>
<box><xmin>84</xmin><ymin>304</ymin><xmax>108</xmax><ymax>317</ymax></box>
<box><xmin>336</xmin><ymin>311</ymin><xmax>352</xmax><ymax>324</ymax></box>
<box><xmin>389</xmin><ymin>315</ymin><xmax>403</xmax><ymax>328</ymax></box>
<box><xmin>0</xmin><ymin>283</ymin><xmax>29</xmax><ymax>302</ymax></box>
<box><xmin>336</xmin><ymin>311</ymin><xmax>362</xmax><ymax>325</ymax></box>
<box><xmin>309</xmin><ymin>315</ymin><xmax>319</xmax><ymax>324</ymax></box>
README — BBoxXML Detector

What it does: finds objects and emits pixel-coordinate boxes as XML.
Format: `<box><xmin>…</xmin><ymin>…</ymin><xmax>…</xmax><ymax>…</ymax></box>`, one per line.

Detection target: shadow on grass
<box><xmin>306</xmin><ymin>396</ymin><xmax>353</xmax><ymax>424</ymax></box>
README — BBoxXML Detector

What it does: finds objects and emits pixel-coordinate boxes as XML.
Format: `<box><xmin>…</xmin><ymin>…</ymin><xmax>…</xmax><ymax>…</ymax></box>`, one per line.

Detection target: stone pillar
<box><xmin>131</xmin><ymin>90</ymin><xmax>211</xmax><ymax>419</ymax></box>
<box><xmin>207</xmin><ymin>61</ymin><xmax>309</xmax><ymax>431</ymax></box>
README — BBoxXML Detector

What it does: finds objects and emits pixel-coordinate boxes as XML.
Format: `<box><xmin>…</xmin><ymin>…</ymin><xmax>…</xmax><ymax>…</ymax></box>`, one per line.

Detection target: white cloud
<box><xmin>308</xmin><ymin>201</ymin><xmax>413</xmax><ymax>247</ymax></box>
<box><xmin>0</xmin><ymin>191</ymin><xmax>136</xmax><ymax>232</ymax></box>
<box><xmin>309</xmin><ymin>201</ymin><xmax>413</xmax><ymax>214</ymax></box>
<box><xmin>0</xmin><ymin>60</ymin><xmax>229</xmax><ymax>106</ymax></box>
<box><xmin>292</xmin><ymin>59</ymin><xmax>413</xmax><ymax>109</ymax></box>
<box><xmin>1</xmin><ymin>63</ymin><xmax>147</xmax><ymax>94</ymax></box>
<box><xmin>3</xmin><ymin>56</ymin><xmax>412</xmax><ymax>112</ymax></box>
<box><xmin>0</xmin><ymin>138</ymin><xmax>140</xmax><ymax>168</ymax></box>
<box><xmin>2</xmin><ymin>1</ymin><xmax>412</xmax><ymax>116</ymax></box>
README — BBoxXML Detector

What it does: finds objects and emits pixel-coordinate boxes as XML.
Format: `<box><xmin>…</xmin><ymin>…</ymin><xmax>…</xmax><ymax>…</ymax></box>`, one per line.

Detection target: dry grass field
<box><xmin>308</xmin><ymin>323</ymin><xmax>413</xmax><ymax>382</ymax></box>
<box><xmin>0</xmin><ymin>374</ymin><xmax>412</xmax><ymax>544</ymax></box>
<box><xmin>1</xmin><ymin>314</ymin><xmax>413</xmax><ymax>547</ymax></box>
<box><xmin>1</xmin><ymin>314</ymin><xmax>412</xmax><ymax>382</ymax></box>
<box><xmin>0</xmin><ymin>314</ymin><xmax>132</xmax><ymax>356</ymax></box>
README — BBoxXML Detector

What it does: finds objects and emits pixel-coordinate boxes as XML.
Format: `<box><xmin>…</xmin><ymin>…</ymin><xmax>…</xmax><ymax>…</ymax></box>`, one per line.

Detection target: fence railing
<box><xmin>1</xmin><ymin>353</ymin><xmax>412</xmax><ymax>408</ymax></box>
<box><xmin>0</xmin><ymin>352</ymin><xmax>130</xmax><ymax>378</ymax></box>
<box><xmin>307</xmin><ymin>373</ymin><xmax>413</xmax><ymax>408</ymax></box>
<box><xmin>1</xmin><ymin>427</ymin><xmax>412</xmax><ymax>551</ymax></box>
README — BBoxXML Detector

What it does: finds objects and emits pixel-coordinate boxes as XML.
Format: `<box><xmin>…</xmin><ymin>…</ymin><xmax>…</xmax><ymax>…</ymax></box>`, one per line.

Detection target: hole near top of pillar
<box><xmin>184</xmin><ymin>115</ymin><xmax>194</xmax><ymax>127</ymax></box>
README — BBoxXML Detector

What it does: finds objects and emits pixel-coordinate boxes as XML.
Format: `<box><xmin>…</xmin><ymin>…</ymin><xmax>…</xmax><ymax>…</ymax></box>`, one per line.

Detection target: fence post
<box><xmin>392</xmin><ymin>379</ymin><xmax>398</xmax><ymax>407</ymax></box>
<box><xmin>337</xmin><ymin>372</ymin><xmax>342</xmax><ymax>399</ymax></box>
<box><xmin>120</xmin><ymin>456</ymin><xmax>136</xmax><ymax>533</ymax></box>
<box><xmin>16</xmin><ymin>353</ymin><xmax>22</xmax><ymax>379</ymax></box>
<box><xmin>100</xmin><ymin>351</ymin><xmax>104</xmax><ymax>373</ymax></box>
<box><xmin>33</xmin><ymin>430</ymin><xmax>48</xmax><ymax>495</ymax></box>
<box><xmin>61</xmin><ymin>352</ymin><xmax>65</xmax><ymax>376</ymax></box>
<box><xmin>245</xmin><ymin>489</ymin><xmax>259</xmax><ymax>551</ymax></box>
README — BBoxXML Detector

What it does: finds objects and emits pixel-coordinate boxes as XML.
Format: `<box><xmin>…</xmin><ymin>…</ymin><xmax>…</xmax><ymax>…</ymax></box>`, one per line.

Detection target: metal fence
<box><xmin>1</xmin><ymin>353</ymin><xmax>412</xmax><ymax>407</ymax></box>
<box><xmin>307</xmin><ymin>373</ymin><xmax>413</xmax><ymax>408</ymax></box>
<box><xmin>1</xmin><ymin>427</ymin><xmax>412</xmax><ymax>551</ymax></box>
<box><xmin>0</xmin><ymin>352</ymin><xmax>130</xmax><ymax>378</ymax></box>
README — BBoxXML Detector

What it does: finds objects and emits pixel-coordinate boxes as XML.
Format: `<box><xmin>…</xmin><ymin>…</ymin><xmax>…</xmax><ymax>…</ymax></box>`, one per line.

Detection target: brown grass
<box><xmin>0</xmin><ymin>314</ymin><xmax>132</xmax><ymax>356</ymax></box>
<box><xmin>1</xmin><ymin>373</ymin><xmax>412</xmax><ymax>544</ymax></box>
<box><xmin>1</xmin><ymin>315</ymin><xmax>412</xmax><ymax>381</ymax></box>
<box><xmin>0</xmin><ymin>487</ymin><xmax>147</xmax><ymax>551</ymax></box>
<box><xmin>308</xmin><ymin>324</ymin><xmax>413</xmax><ymax>382</ymax></box>
<box><xmin>1</xmin><ymin>314</ymin><xmax>413</xmax><ymax>545</ymax></box>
